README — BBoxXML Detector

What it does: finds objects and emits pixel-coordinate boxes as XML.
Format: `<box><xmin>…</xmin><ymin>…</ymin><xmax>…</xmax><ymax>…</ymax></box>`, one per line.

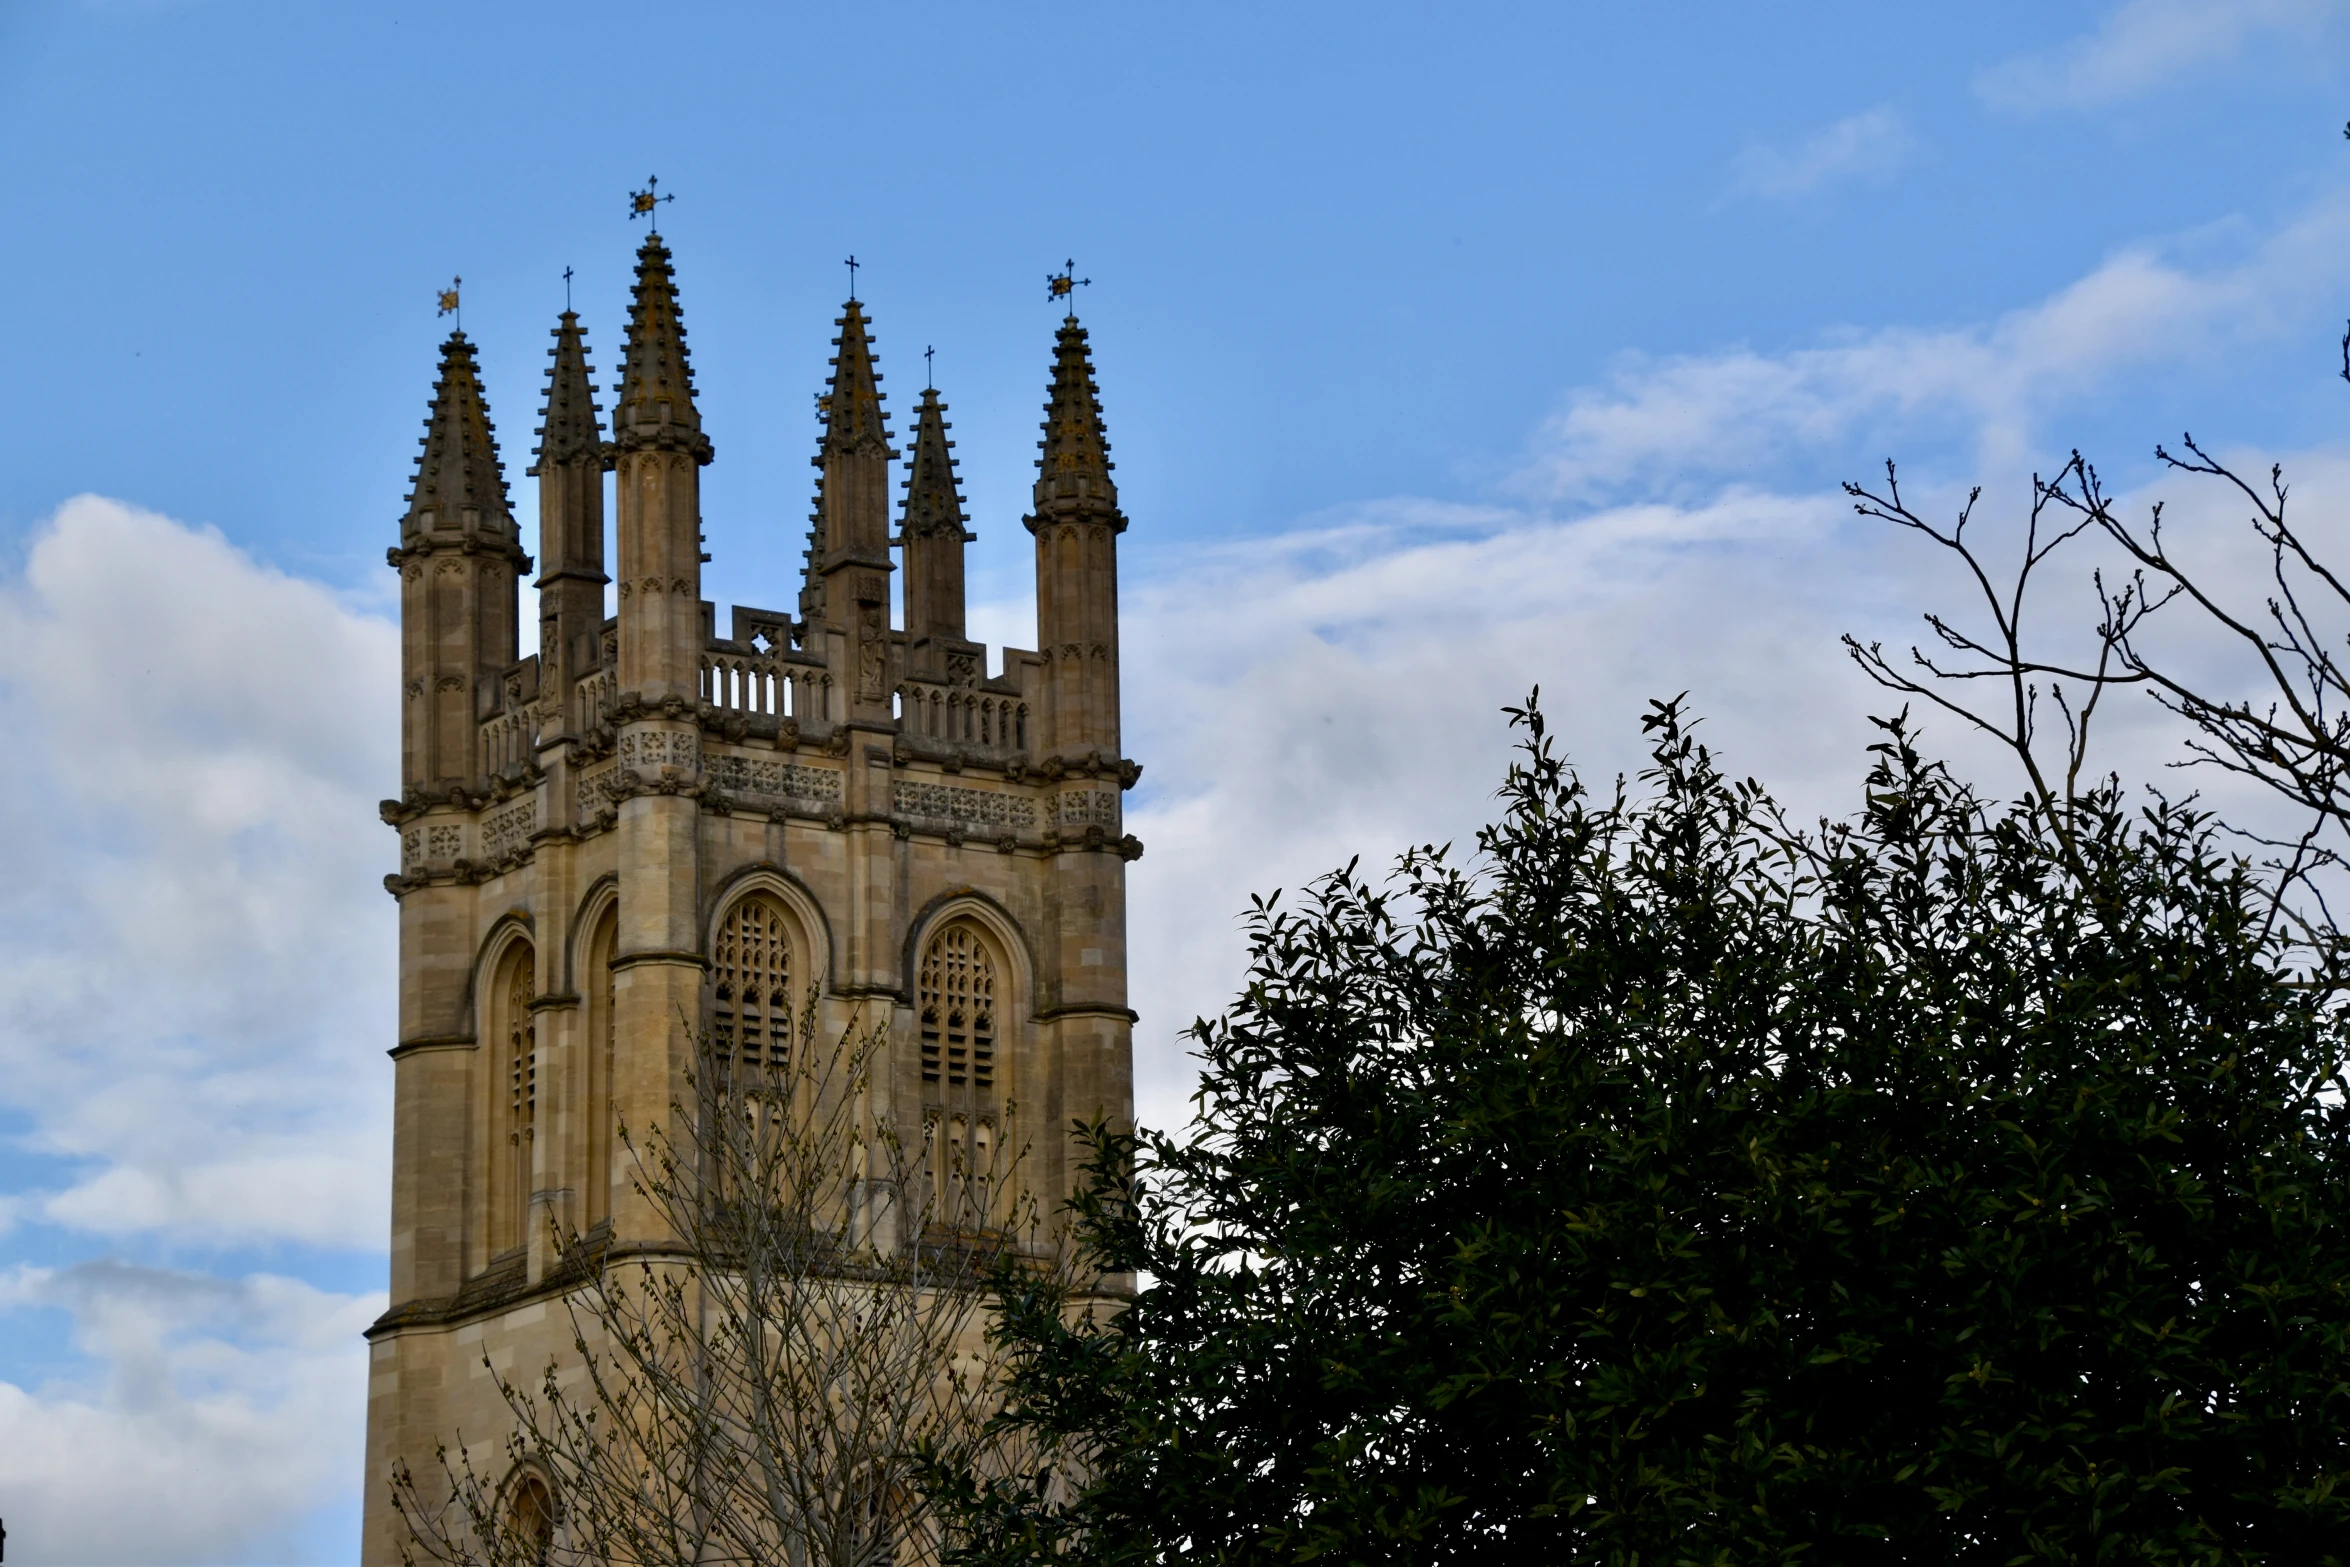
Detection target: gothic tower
<box><xmin>361</xmin><ymin>233</ymin><xmax>1140</xmax><ymax>1566</ymax></box>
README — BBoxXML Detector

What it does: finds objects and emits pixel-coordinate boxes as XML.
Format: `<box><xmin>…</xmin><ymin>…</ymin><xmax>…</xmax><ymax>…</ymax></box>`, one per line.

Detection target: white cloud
<box><xmin>1109</xmin><ymin>452</ymin><xmax>2350</xmax><ymax>1133</ymax></box>
<box><xmin>1110</xmin><ymin>488</ymin><xmax>1895</xmax><ymax>1123</ymax></box>
<box><xmin>1106</xmin><ymin>183</ymin><xmax>2350</xmax><ymax>1131</ymax></box>
<box><xmin>1526</xmin><ymin>185</ymin><xmax>2350</xmax><ymax>502</ymax></box>
<box><xmin>1976</xmin><ymin>0</ymin><xmax>2344</xmax><ymax>111</ymax></box>
<box><xmin>0</xmin><ymin>1259</ymin><xmax>381</xmax><ymax>1565</ymax></box>
<box><xmin>0</xmin><ymin>496</ymin><xmax>399</xmax><ymax>1248</ymax></box>
<box><xmin>1728</xmin><ymin>106</ymin><xmax>1918</xmax><ymax>200</ymax></box>
<box><xmin>5</xmin><ymin>163</ymin><xmax>2348</xmax><ymax>1567</ymax></box>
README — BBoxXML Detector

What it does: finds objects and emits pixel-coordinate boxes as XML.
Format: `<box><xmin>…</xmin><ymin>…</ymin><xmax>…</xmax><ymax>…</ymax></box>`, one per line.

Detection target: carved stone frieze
<box><xmin>483</xmin><ymin>799</ymin><xmax>538</xmax><ymax>860</ymax></box>
<box><xmin>701</xmin><ymin>754</ymin><xmax>843</xmax><ymax>812</ymax></box>
<box><xmin>617</xmin><ymin>729</ymin><xmax>700</xmax><ymax>771</ymax></box>
<box><xmin>1056</xmin><ymin>788</ymin><xmax>1120</xmax><ymax>828</ymax></box>
<box><xmin>576</xmin><ymin>762</ymin><xmax>618</xmax><ymax>819</ymax></box>
<box><xmin>892</xmin><ymin>780</ymin><xmax>1039</xmax><ymax>832</ymax></box>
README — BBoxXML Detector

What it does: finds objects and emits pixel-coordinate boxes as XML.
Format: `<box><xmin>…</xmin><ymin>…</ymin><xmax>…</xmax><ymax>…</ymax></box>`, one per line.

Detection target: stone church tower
<box><xmin>360</xmin><ymin>228</ymin><xmax>1139</xmax><ymax>1565</ymax></box>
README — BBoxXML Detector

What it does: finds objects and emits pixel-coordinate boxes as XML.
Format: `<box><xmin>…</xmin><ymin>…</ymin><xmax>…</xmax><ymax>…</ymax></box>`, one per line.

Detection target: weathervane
<box><xmin>844</xmin><ymin>254</ymin><xmax>860</xmax><ymax>302</ymax></box>
<box><xmin>437</xmin><ymin>276</ymin><xmax>462</xmax><ymax>331</ymax></box>
<box><xmin>1047</xmin><ymin>259</ymin><xmax>1090</xmax><ymax>310</ymax></box>
<box><xmin>629</xmin><ymin>175</ymin><xmax>674</xmax><ymax>228</ymax></box>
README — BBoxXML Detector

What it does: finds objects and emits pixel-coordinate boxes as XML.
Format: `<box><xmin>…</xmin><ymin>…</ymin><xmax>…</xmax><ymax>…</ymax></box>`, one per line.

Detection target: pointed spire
<box><xmin>1030</xmin><ymin>314</ymin><xmax>1123</xmax><ymax>529</ymax></box>
<box><xmin>901</xmin><ymin>387</ymin><xmax>967</xmax><ymax>539</ymax></box>
<box><xmin>801</xmin><ymin>299</ymin><xmax>897</xmax><ymax>623</ymax></box>
<box><xmin>901</xmin><ymin>386</ymin><xmax>972</xmax><ymax>646</ymax></box>
<box><xmin>403</xmin><ymin>330</ymin><xmax>513</xmax><ymax>536</ymax></box>
<box><xmin>612</xmin><ymin>232</ymin><xmax>712</xmax><ymax>461</ymax></box>
<box><xmin>820</xmin><ymin>299</ymin><xmax>893</xmax><ymax>459</ymax></box>
<box><xmin>527</xmin><ymin>311</ymin><xmax>605</xmax><ymax>476</ymax></box>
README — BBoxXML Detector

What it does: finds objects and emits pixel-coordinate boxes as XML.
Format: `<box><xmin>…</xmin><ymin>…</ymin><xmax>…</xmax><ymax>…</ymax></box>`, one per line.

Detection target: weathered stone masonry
<box><xmin>360</xmin><ymin>228</ymin><xmax>1139</xmax><ymax>1565</ymax></box>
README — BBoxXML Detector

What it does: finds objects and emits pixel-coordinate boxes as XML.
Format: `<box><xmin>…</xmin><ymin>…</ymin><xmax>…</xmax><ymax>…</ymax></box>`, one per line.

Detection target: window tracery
<box><xmin>491</xmin><ymin>943</ymin><xmax>536</xmax><ymax>1256</ymax></box>
<box><xmin>919</xmin><ymin>920</ymin><xmax>1004</xmax><ymax>1225</ymax></box>
<box><xmin>508</xmin><ymin>1472</ymin><xmax>554</xmax><ymax>1565</ymax></box>
<box><xmin>918</xmin><ymin>922</ymin><xmax>996</xmax><ymax>1092</ymax></box>
<box><xmin>713</xmin><ymin>893</ymin><xmax>795</xmax><ymax>1068</ymax></box>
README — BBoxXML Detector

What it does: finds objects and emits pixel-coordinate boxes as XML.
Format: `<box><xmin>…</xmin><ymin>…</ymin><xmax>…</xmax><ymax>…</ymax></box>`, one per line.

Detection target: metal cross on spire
<box><xmin>924</xmin><ymin>344</ymin><xmax>935</xmax><ymax>389</ymax></box>
<box><xmin>562</xmin><ymin>266</ymin><xmax>574</xmax><ymax>312</ymax></box>
<box><xmin>1047</xmin><ymin>258</ymin><xmax>1091</xmax><ymax>311</ymax></box>
<box><xmin>437</xmin><ymin>275</ymin><xmax>462</xmax><ymax>331</ymax></box>
<box><xmin>629</xmin><ymin>175</ymin><xmax>674</xmax><ymax>228</ymax></box>
<box><xmin>844</xmin><ymin>254</ymin><xmax>860</xmax><ymax>301</ymax></box>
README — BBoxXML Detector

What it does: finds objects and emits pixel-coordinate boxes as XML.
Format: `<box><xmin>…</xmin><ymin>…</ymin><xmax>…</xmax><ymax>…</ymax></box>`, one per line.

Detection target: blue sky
<box><xmin>6</xmin><ymin>2</ymin><xmax>2350</xmax><ymax>1561</ymax></box>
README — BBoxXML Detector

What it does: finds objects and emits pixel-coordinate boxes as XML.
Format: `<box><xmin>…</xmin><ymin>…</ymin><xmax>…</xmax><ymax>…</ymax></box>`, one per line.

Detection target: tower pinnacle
<box><xmin>901</xmin><ymin>385</ymin><xmax>973</xmax><ymax>646</ymax></box>
<box><xmin>530</xmin><ymin>308</ymin><xmax>610</xmax><ymax>728</ymax></box>
<box><xmin>529</xmin><ymin>311</ymin><xmax>606</xmax><ymax>476</ymax></box>
<box><xmin>820</xmin><ymin>298</ymin><xmax>892</xmax><ymax>460</ymax></box>
<box><xmin>402</xmin><ymin>330</ymin><xmax>515</xmax><ymax>542</ymax></box>
<box><xmin>800</xmin><ymin>298</ymin><xmax>896</xmax><ymax>626</ymax></box>
<box><xmin>612</xmin><ymin>232</ymin><xmax>711</xmax><ymax>461</ymax></box>
<box><xmin>902</xmin><ymin>386</ymin><xmax>967</xmax><ymax>540</ymax></box>
<box><xmin>1029</xmin><ymin>313</ymin><xmax>1123</xmax><ymax>530</ymax></box>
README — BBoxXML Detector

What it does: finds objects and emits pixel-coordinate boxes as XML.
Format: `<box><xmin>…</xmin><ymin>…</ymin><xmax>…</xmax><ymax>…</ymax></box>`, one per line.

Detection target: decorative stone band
<box><xmin>703</xmin><ymin>754</ymin><xmax>844</xmax><ymax>813</ymax></box>
<box><xmin>617</xmin><ymin>729</ymin><xmax>700</xmax><ymax>771</ymax></box>
<box><xmin>1055</xmin><ymin>787</ymin><xmax>1120</xmax><ymax>828</ymax></box>
<box><xmin>893</xmin><ymin>780</ymin><xmax>1039</xmax><ymax>832</ymax></box>
<box><xmin>577</xmin><ymin>762</ymin><xmax>619</xmax><ymax>819</ymax></box>
<box><xmin>483</xmin><ymin>798</ymin><xmax>538</xmax><ymax>860</ymax></box>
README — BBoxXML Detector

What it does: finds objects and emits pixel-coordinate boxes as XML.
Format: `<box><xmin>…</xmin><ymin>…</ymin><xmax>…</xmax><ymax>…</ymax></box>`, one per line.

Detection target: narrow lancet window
<box><xmin>919</xmin><ymin>920</ymin><xmax>1003</xmax><ymax>1225</ymax></box>
<box><xmin>713</xmin><ymin>894</ymin><xmax>794</xmax><ymax>1068</ymax></box>
<box><xmin>918</xmin><ymin>922</ymin><xmax>996</xmax><ymax>1091</ymax></box>
<box><xmin>492</xmin><ymin>945</ymin><xmax>537</xmax><ymax>1257</ymax></box>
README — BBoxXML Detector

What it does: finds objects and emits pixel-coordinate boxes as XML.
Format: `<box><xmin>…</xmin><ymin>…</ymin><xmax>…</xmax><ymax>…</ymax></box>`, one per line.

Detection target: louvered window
<box><xmin>919</xmin><ymin>924</ymin><xmax>996</xmax><ymax>1090</ymax></box>
<box><xmin>495</xmin><ymin>948</ymin><xmax>536</xmax><ymax>1255</ymax></box>
<box><xmin>713</xmin><ymin>895</ymin><xmax>794</xmax><ymax>1068</ymax></box>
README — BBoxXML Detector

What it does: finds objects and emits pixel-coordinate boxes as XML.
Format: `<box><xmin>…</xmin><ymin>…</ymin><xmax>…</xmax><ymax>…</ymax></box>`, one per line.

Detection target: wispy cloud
<box><xmin>1728</xmin><ymin>106</ymin><xmax>1919</xmax><ymax>200</ymax></box>
<box><xmin>1094</xmin><ymin>181</ymin><xmax>2350</xmax><ymax>1133</ymax></box>
<box><xmin>0</xmin><ymin>497</ymin><xmax>398</xmax><ymax>1249</ymax></box>
<box><xmin>5</xmin><ymin>164</ymin><xmax>2350</xmax><ymax>1567</ymax></box>
<box><xmin>1526</xmin><ymin>184</ymin><xmax>2350</xmax><ymax>502</ymax></box>
<box><xmin>0</xmin><ymin>1259</ymin><xmax>379</xmax><ymax>1565</ymax></box>
<box><xmin>1976</xmin><ymin>0</ymin><xmax>2344</xmax><ymax>112</ymax></box>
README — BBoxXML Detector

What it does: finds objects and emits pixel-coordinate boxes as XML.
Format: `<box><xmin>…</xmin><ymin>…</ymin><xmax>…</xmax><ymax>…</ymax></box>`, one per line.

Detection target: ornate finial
<box><xmin>924</xmin><ymin>344</ymin><xmax>935</xmax><ymax>390</ymax></box>
<box><xmin>844</xmin><ymin>254</ymin><xmax>860</xmax><ymax>302</ymax></box>
<box><xmin>562</xmin><ymin>265</ymin><xmax>574</xmax><ymax>312</ymax></box>
<box><xmin>629</xmin><ymin>175</ymin><xmax>674</xmax><ymax>229</ymax></box>
<box><xmin>1047</xmin><ymin>259</ymin><xmax>1091</xmax><ymax>311</ymax></box>
<box><xmin>437</xmin><ymin>276</ymin><xmax>462</xmax><ymax>331</ymax></box>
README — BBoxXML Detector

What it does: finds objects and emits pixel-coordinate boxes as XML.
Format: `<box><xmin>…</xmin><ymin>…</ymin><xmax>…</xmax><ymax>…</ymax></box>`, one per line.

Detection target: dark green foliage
<box><xmin>933</xmin><ymin>699</ymin><xmax>2350</xmax><ymax>1565</ymax></box>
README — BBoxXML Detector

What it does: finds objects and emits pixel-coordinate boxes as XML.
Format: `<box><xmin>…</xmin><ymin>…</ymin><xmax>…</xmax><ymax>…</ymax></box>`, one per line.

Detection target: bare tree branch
<box><xmin>391</xmin><ymin>998</ymin><xmax>1057</xmax><ymax>1567</ymax></box>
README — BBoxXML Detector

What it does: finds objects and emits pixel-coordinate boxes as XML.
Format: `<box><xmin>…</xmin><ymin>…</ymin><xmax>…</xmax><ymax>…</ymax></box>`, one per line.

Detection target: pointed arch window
<box><xmin>713</xmin><ymin>894</ymin><xmax>795</xmax><ymax>1068</ymax></box>
<box><xmin>587</xmin><ymin>907</ymin><xmax>618</xmax><ymax>1228</ymax></box>
<box><xmin>507</xmin><ymin>1472</ymin><xmax>555</xmax><ymax>1566</ymax></box>
<box><xmin>492</xmin><ymin>944</ymin><xmax>537</xmax><ymax>1256</ymax></box>
<box><xmin>918</xmin><ymin>922</ymin><xmax>996</xmax><ymax>1092</ymax></box>
<box><xmin>919</xmin><ymin>920</ymin><xmax>1004</xmax><ymax>1226</ymax></box>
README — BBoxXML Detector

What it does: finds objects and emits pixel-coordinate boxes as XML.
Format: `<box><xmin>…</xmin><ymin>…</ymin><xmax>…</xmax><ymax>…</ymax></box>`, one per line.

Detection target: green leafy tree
<box><xmin>931</xmin><ymin>691</ymin><xmax>2350</xmax><ymax>1564</ymax></box>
